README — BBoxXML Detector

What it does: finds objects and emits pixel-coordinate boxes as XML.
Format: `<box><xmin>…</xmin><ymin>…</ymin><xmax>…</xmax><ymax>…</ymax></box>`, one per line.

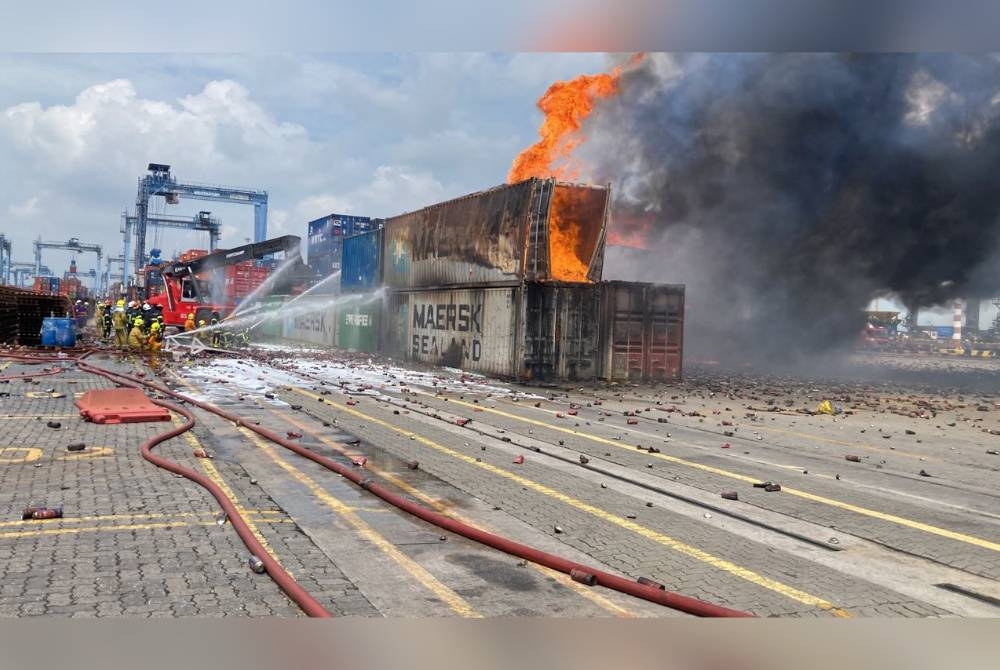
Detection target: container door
<box><xmin>645</xmin><ymin>286</ymin><xmax>684</xmax><ymax>381</ymax></box>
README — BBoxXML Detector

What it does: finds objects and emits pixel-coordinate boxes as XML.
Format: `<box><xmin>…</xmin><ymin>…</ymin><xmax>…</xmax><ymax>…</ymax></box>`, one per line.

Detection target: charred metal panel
<box><xmin>523</xmin><ymin>282</ymin><xmax>601</xmax><ymax>381</ymax></box>
<box><xmin>382</xmin><ymin>179</ymin><xmax>609</xmax><ymax>289</ymax></box>
<box><xmin>599</xmin><ymin>281</ymin><xmax>684</xmax><ymax>382</ymax></box>
<box><xmin>548</xmin><ymin>183</ymin><xmax>609</xmax><ymax>283</ymax></box>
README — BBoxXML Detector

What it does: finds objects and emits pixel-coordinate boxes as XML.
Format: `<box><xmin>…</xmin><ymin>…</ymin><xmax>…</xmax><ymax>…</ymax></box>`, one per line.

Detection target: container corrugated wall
<box><xmin>282</xmin><ymin>305</ymin><xmax>338</xmax><ymax>346</ymax></box>
<box><xmin>599</xmin><ymin>281</ymin><xmax>684</xmax><ymax>382</ymax></box>
<box><xmin>336</xmin><ymin>301</ymin><xmax>380</xmax><ymax>352</ymax></box>
<box><xmin>382</xmin><ymin>179</ymin><xmax>609</xmax><ymax>289</ymax></box>
<box><xmin>308</xmin><ymin>213</ymin><xmax>376</xmax><ymax>277</ymax></box>
<box><xmin>385</xmin><ymin>287</ymin><xmax>520</xmax><ymax>377</ymax></box>
<box><xmin>341</xmin><ymin>228</ymin><xmax>384</xmax><ymax>293</ymax></box>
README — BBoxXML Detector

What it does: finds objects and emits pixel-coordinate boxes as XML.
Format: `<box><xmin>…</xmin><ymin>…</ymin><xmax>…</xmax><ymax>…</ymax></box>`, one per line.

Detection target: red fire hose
<box><xmin>71</xmin><ymin>356</ymin><xmax>751</xmax><ymax>618</ymax></box>
<box><xmin>1</xmin><ymin>350</ymin><xmax>331</xmax><ymax>618</ymax></box>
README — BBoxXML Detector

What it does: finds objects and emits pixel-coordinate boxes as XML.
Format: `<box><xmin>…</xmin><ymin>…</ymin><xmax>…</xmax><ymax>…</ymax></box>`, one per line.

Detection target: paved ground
<box><xmin>2</xmin><ymin>343</ymin><xmax>999</xmax><ymax>617</ymax></box>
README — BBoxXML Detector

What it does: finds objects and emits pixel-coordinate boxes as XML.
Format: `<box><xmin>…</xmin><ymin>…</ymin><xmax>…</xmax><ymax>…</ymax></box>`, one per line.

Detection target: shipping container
<box><xmin>282</xmin><ymin>304</ymin><xmax>338</xmax><ymax>346</ymax></box>
<box><xmin>336</xmin><ymin>301</ymin><xmax>380</xmax><ymax>352</ymax></box>
<box><xmin>383</xmin><ymin>280</ymin><xmax>683</xmax><ymax>382</ymax></box>
<box><xmin>598</xmin><ymin>282</ymin><xmax>684</xmax><ymax>382</ymax></box>
<box><xmin>384</xmin><ymin>283</ymin><xmax>601</xmax><ymax>380</ymax></box>
<box><xmin>308</xmin><ymin>214</ymin><xmax>375</xmax><ymax>272</ymax></box>
<box><xmin>382</xmin><ymin>178</ymin><xmax>609</xmax><ymax>290</ymax></box>
<box><xmin>255</xmin><ymin>295</ymin><xmax>288</xmax><ymax>340</ymax></box>
<box><xmin>341</xmin><ymin>228</ymin><xmax>384</xmax><ymax>293</ymax></box>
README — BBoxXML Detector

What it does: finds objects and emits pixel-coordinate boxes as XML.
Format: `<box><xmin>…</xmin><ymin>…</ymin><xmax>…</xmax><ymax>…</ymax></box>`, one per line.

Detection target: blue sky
<box><xmin>0</xmin><ymin>53</ymin><xmax>606</xmax><ymax>280</ymax></box>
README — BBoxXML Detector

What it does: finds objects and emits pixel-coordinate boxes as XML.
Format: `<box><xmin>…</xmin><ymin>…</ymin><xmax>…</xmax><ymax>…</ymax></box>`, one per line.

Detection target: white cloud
<box><xmin>7</xmin><ymin>196</ymin><xmax>39</xmax><ymax>217</ymax></box>
<box><xmin>287</xmin><ymin>165</ymin><xmax>446</xmax><ymax>223</ymax></box>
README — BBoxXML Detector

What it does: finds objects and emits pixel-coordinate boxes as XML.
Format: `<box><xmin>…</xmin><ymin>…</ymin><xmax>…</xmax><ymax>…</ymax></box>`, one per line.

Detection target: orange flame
<box><xmin>507</xmin><ymin>71</ymin><xmax>620</xmax><ymax>184</ymax></box>
<box><xmin>510</xmin><ymin>56</ymin><xmax>646</xmax><ymax>281</ymax></box>
<box><xmin>508</xmin><ymin>54</ymin><xmax>644</xmax><ymax>184</ymax></box>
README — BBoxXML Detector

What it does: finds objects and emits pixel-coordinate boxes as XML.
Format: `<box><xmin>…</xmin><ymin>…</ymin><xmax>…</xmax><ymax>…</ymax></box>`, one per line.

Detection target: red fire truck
<box><xmin>146</xmin><ymin>235</ymin><xmax>309</xmax><ymax>330</ymax></box>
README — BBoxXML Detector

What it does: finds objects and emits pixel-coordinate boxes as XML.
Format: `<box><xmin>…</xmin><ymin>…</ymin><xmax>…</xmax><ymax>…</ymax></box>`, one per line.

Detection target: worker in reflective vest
<box><xmin>128</xmin><ymin>316</ymin><xmax>146</xmax><ymax>351</ymax></box>
<box><xmin>184</xmin><ymin>313</ymin><xmax>196</xmax><ymax>332</ymax></box>
<box><xmin>111</xmin><ymin>301</ymin><xmax>129</xmax><ymax>349</ymax></box>
<box><xmin>147</xmin><ymin>321</ymin><xmax>163</xmax><ymax>353</ymax></box>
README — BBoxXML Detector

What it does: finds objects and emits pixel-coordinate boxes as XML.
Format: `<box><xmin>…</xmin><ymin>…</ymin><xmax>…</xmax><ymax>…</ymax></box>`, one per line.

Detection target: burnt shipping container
<box><xmin>341</xmin><ymin>227</ymin><xmax>384</xmax><ymax>294</ymax></box>
<box><xmin>383</xmin><ymin>281</ymin><xmax>683</xmax><ymax>382</ymax></box>
<box><xmin>382</xmin><ymin>178</ymin><xmax>609</xmax><ymax>289</ymax></box>
<box><xmin>598</xmin><ymin>281</ymin><xmax>684</xmax><ymax>381</ymax></box>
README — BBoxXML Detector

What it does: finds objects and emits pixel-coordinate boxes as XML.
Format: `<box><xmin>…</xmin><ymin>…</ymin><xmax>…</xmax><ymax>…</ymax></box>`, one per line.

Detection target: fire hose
<box><xmin>79</xmin><ymin>357</ymin><xmax>751</xmax><ymax>617</ymax></box>
<box><xmin>2</xmin><ymin>349</ymin><xmax>751</xmax><ymax>617</ymax></box>
<box><xmin>0</xmin><ymin>349</ymin><xmax>331</xmax><ymax>618</ymax></box>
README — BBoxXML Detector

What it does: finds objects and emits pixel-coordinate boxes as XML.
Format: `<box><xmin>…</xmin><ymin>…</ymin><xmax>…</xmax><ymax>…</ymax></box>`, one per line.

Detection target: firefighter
<box><xmin>197</xmin><ymin>320</ymin><xmax>209</xmax><ymax>345</ymax></box>
<box><xmin>147</xmin><ymin>321</ymin><xmax>163</xmax><ymax>353</ymax></box>
<box><xmin>141</xmin><ymin>303</ymin><xmax>155</xmax><ymax>331</ymax></box>
<box><xmin>210</xmin><ymin>310</ymin><xmax>222</xmax><ymax>347</ymax></box>
<box><xmin>112</xmin><ymin>301</ymin><xmax>129</xmax><ymax>349</ymax></box>
<box><xmin>128</xmin><ymin>316</ymin><xmax>146</xmax><ymax>351</ymax></box>
<box><xmin>184</xmin><ymin>313</ymin><xmax>196</xmax><ymax>332</ymax></box>
<box><xmin>101</xmin><ymin>302</ymin><xmax>113</xmax><ymax>342</ymax></box>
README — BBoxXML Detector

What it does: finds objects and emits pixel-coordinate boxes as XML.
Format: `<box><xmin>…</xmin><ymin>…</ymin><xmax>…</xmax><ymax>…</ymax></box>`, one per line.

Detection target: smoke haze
<box><xmin>583</xmin><ymin>54</ymin><xmax>1000</xmax><ymax>363</ymax></box>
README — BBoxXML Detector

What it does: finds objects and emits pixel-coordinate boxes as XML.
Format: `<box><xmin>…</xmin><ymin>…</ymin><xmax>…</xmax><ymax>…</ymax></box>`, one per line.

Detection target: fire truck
<box><xmin>145</xmin><ymin>235</ymin><xmax>311</xmax><ymax>330</ymax></box>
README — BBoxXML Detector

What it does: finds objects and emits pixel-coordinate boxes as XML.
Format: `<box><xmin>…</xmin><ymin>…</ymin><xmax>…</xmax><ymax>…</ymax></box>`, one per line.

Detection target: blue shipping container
<box><xmin>307</xmin><ymin>213</ymin><xmax>374</xmax><ymax>262</ymax></box>
<box><xmin>341</xmin><ymin>228</ymin><xmax>384</xmax><ymax>293</ymax></box>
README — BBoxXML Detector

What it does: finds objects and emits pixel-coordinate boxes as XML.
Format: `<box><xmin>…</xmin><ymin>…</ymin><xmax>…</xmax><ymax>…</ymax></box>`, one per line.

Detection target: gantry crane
<box><xmin>121</xmin><ymin>209</ymin><xmax>222</xmax><ymax>275</ymax></box>
<box><xmin>102</xmin><ymin>255</ymin><xmax>126</xmax><ymax>295</ymax></box>
<box><xmin>34</xmin><ymin>237</ymin><xmax>103</xmax><ymax>293</ymax></box>
<box><xmin>10</xmin><ymin>262</ymin><xmax>53</xmax><ymax>288</ymax></box>
<box><xmin>0</xmin><ymin>234</ymin><xmax>11</xmax><ymax>284</ymax></box>
<box><xmin>125</xmin><ymin>163</ymin><xmax>267</xmax><ymax>281</ymax></box>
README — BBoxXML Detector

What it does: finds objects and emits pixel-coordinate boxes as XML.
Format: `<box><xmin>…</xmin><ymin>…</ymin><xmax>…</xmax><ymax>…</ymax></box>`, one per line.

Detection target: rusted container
<box><xmin>382</xmin><ymin>179</ymin><xmax>609</xmax><ymax>289</ymax></box>
<box><xmin>598</xmin><ymin>281</ymin><xmax>684</xmax><ymax>382</ymax></box>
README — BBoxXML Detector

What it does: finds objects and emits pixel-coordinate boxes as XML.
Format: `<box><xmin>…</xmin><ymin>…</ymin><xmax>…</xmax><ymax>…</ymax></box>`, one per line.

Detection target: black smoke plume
<box><xmin>583</xmin><ymin>54</ymin><xmax>1000</xmax><ymax>363</ymax></box>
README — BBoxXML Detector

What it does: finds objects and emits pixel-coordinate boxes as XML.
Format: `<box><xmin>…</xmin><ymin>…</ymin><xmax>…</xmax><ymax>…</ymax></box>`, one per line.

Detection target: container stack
<box><xmin>286</xmin><ymin>177</ymin><xmax>685</xmax><ymax>382</ymax></box>
<box><xmin>223</xmin><ymin>261</ymin><xmax>270</xmax><ymax>302</ymax></box>
<box><xmin>307</xmin><ymin>213</ymin><xmax>378</xmax><ymax>281</ymax></box>
<box><xmin>0</xmin><ymin>285</ymin><xmax>72</xmax><ymax>346</ymax></box>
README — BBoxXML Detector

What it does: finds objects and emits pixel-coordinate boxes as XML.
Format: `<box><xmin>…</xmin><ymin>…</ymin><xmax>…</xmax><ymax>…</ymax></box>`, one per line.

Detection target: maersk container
<box><xmin>598</xmin><ymin>281</ymin><xmax>684</xmax><ymax>382</ymax></box>
<box><xmin>382</xmin><ymin>178</ymin><xmax>609</xmax><ymax>290</ymax></box>
<box><xmin>384</xmin><ymin>280</ymin><xmax>684</xmax><ymax>382</ymax></box>
<box><xmin>384</xmin><ymin>283</ymin><xmax>601</xmax><ymax>381</ymax></box>
<box><xmin>341</xmin><ymin>228</ymin><xmax>383</xmax><ymax>293</ymax></box>
<box><xmin>282</xmin><ymin>304</ymin><xmax>338</xmax><ymax>346</ymax></box>
<box><xmin>336</xmin><ymin>301</ymin><xmax>380</xmax><ymax>353</ymax></box>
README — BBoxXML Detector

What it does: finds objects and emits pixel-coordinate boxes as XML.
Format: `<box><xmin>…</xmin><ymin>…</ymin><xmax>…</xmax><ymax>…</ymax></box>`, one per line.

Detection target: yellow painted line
<box><xmin>753</xmin><ymin>424</ymin><xmax>943</xmax><ymax>463</ymax></box>
<box><xmin>237</xmin><ymin>426</ymin><xmax>481</xmax><ymax>618</ymax></box>
<box><xmin>446</xmin><ymin>398</ymin><xmax>1000</xmax><ymax>555</ymax></box>
<box><xmin>294</xmin><ymin>389</ymin><xmax>847</xmax><ymax>617</ymax></box>
<box><xmin>278</xmin><ymin>410</ymin><xmax>636</xmax><ymax>619</ymax></box>
<box><xmin>0</xmin><ymin>518</ymin><xmax>294</xmax><ymax>540</ymax></box>
<box><xmin>0</xmin><ymin>510</ymin><xmax>286</xmax><ymax>529</ymax></box>
<box><xmin>0</xmin><ymin>447</ymin><xmax>42</xmax><ymax>463</ymax></box>
<box><xmin>172</xmin><ymin>415</ymin><xmax>286</xmax><ymax>571</ymax></box>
